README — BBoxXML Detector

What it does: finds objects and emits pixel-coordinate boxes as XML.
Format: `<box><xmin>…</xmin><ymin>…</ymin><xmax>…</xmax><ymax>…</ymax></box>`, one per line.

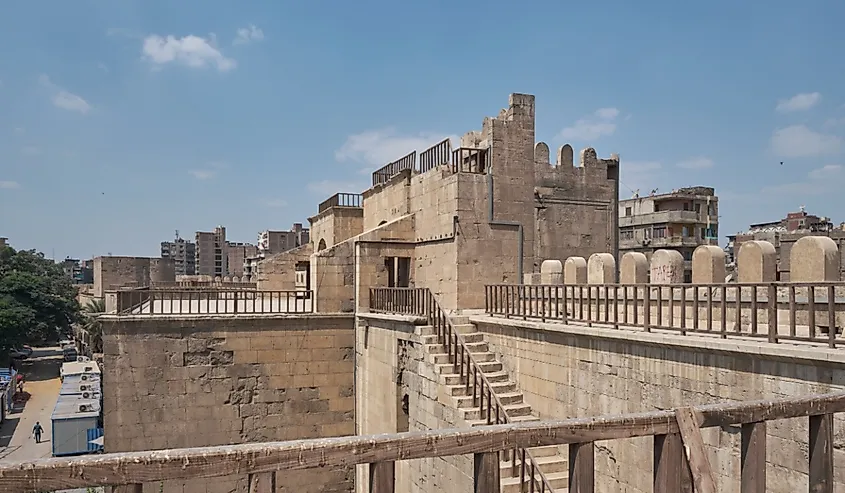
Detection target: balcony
<box><xmin>619</xmin><ymin>210</ymin><xmax>717</xmax><ymax>227</ymax></box>
<box><xmin>318</xmin><ymin>193</ymin><xmax>363</xmax><ymax>213</ymax></box>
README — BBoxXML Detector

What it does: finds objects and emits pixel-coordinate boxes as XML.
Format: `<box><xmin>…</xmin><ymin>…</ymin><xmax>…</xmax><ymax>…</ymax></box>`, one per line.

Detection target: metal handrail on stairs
<box><xmin>370</xmin><ymin>287</ymin><xmax>557</xmax><ymax>492</ymax></box>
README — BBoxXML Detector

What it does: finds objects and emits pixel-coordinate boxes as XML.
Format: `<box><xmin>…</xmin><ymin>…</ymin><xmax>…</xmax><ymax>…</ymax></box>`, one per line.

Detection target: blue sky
<box><xmin>1</xmin><ymin>0</ymin><xmax>844</xmax><ymax>260</ymax></box>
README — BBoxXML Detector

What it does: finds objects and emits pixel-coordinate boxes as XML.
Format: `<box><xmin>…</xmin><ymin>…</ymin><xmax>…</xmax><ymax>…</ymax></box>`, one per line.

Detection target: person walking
<box><xmin>32</xmin><ymin>422</ymin><xmax>44</xmax><ymax>443</ymax></box>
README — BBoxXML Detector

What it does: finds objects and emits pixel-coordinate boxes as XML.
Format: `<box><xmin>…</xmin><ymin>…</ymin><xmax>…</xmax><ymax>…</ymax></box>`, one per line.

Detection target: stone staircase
<box><xmin>417</xmin><ymin>316</ymin><xmax>569</xmax><ymax>493</ymax></box>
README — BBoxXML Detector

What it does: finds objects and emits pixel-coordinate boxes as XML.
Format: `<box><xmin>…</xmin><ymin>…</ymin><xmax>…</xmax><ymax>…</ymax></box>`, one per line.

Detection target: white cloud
<box><xmin>189</xmin><ymin>161</ymin><xmax>227</xmax><ymax>180</ymax></box>
<box><xmin>38</xmin><ymin>75</ymin><xmax>91</xmax><ymax>114</ymax></box>
<box><xmin>0</xmin><ymin>181</ymin><xmax>21</xmax><ymax>189</ymax></box>
<box><xmin>335</xmin><ymin>128</ymin><xmax>458</xmax><ymax>169</ymax></box>
<box><xmin>776</xmin><ymin>92</ymin><xmax>821</xmax><ymax>113</ymax></box>
<box><xmin>618</xmin><ymin>160</ymin><xmax>663</xmax><ymax>198</ymax></box>
<box><xmin>233</xmin><ymin>25</ymin><xmax>264</xmax><ymax>45</ymax></box>
<box><xmin>261</xmin><ymin>198</ymin><xmax>288</xmax><ymax>208</ymax></box>
<box><xmin>97</xmin><ymin>62</ymin><xmax>109</xmax><ymax>73</ymax></box>
<box><xmin>559</xmin><ymin>108</ymin><xmax>620</xmax><ymax>141</ymax></box>
<box><xmin>808</xmin><ymin>164</ymin><xmax>842</xmax><ymax>180</ymax></box>
<box><xmin>770</xmin><ymin>125</ymin><xmax>842</xmax><ymax>158</ymax></box>
<box><xmin>676</xmin><ymin>157</ymin><xmax>714</xmax><ymax>170</ymax></box>
<box><xmin>142</xmin><ymin>34</ymin><xmax>236</xmax><ymax>72</ymax></box>
<box><xmin>13</xmin><ymin>127</ymin><xmax>25</xmax><ymax>135</ymax></box>
<box><xmin>189</xmin><ymin>170</ymin><xmax>216</xmax><ymax>180</ymax></box>
<box><xmin>20</xmin><ymin>146</ymin><xmax>41</xmax><ymax>156</ymax></box>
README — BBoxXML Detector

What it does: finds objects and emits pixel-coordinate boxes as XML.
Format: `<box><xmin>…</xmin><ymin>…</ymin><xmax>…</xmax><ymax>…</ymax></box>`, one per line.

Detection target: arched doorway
<box><xmin>317</xmin><ymin>239</ymin><xmax>327</xmax><ymax>251</ymax></box>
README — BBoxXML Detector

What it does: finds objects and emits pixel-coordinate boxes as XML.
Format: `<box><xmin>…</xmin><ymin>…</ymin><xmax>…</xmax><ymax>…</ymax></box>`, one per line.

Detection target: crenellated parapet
<box><xmin>534</xmin><ymin>142</ymin><xmax>620</xmax><ymax>189</ymax></box>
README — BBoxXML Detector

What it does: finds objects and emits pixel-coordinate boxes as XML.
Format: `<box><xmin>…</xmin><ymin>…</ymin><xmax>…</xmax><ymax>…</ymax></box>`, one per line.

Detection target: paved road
<box><xmin>0</xmin><ymin>346</ymin><xmax>62</xmax><ymax>463</ymax></box>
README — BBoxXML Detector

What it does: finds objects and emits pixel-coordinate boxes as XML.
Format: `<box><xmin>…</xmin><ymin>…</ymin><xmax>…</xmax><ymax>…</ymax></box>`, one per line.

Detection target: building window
<box><xmin>653</xmin><ymin>226</ymin><xmax>667</xmax><ymax>238</ymax></box>
<box><xmin>620</xmin><ymin>228</ymin><xmax>634</xmax><ymax>240</ymax></box>
<box><xmin>695</xmin><ymin>203</ymin><xmax>701</xmax><ymax>213</ymax></box>
<box><xmin>625</xmin><ymin>207</ymin><xmax>632</xmax><ymax>217</ymax></box>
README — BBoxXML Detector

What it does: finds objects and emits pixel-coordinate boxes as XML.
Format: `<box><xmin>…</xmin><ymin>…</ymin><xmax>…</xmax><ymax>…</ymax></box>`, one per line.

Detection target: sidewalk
<box><xmin>0</xmin><ymin>347</ymin><xmax>62</xmax><ymax>462</ymax></box>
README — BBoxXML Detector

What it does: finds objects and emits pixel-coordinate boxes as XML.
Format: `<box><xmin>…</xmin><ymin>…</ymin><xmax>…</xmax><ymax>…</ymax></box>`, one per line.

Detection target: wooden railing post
<box><xmin>248</xmin><ymin>472</ymin><xmax>275</xmax><ymax>493</ymax></box>
<box><xmin>653</xmin><ymin>433</ymin><xmax>692</xmax><ymax>493</ymax></box>
<box><xmin>369</xmin><ymin>461</ymin><xmax>395</xmax><ymax>493</ymax></box>
<box><xmin>740</xmin><ymin>421</ymin><xmax>766</xmax><ymax>493</ymax></box>
<box><xmin>474</xmin><ymin>451</ymin><xmax>500</xmax><ymax>493</ymax></box>
<box><xmin>568</xmin><ymin>442</ymin><xmax>595</xmax><ymax>493</ymax></box>
<box><xmin>809</xmin><ymin>413</ymin><xmax>834</xmax><ymax>493</ymax></box>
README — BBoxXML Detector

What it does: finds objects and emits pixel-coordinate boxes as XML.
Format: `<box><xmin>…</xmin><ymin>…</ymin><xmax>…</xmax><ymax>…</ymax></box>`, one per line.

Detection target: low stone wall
<box><xmin>102</xmin><ymin>313</ymin><xmax>355</xmax><ymax>493</ymax></box>
<box><xmin>355</xmin><ymin>313</ymin><xmax>473</xmax><ymax>493</ymax></box>
<box><xmin>472</xmin><ymin>315</ymin><xmax>845</xmax><ymax>492</ymax></box>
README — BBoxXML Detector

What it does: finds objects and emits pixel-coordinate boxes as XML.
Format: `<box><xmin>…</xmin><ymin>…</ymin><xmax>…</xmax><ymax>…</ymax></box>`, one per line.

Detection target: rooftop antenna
<box><xmin>175</xmin><ymin>229</ymin><xmax>180</xmax><ymax>240</ymax></box>
<box><xmin>799</xmin><ymin>204</ymin><xmax>806</xmax><ymax>213</ymax></box>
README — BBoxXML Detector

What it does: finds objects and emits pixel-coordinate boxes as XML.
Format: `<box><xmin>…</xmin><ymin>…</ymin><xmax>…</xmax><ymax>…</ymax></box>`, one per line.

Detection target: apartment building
<box><xmin>226</xmin><ymin>242</ymin><xmax>258</xmax><ymax>278</ymax></box>
<box><xmin>729</xmin><ymin>207</ymin><xmax>844</xmax><ymax>280</ymax></box>
<box><xmin>195</xmin><ymin>226</ymin><xmax>228</xmax><ymax>278</ymax></box>
<box><xmin>257</xmin><ymin>224</ymin><xmax>310</xmax><ymax>257</ymax></box>
<box><xmin>160</xmin><ymin>233</ymin><xmax>197</xmax><ymax>276</ymax></box>
<box><xmin>619</xmin><ymin>186</ymin><xmax>719</xmax><ymax>282</ymax></box>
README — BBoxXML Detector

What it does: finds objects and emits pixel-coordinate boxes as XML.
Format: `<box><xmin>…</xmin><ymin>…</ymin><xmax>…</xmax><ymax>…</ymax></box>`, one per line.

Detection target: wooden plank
<box><xmin>740</xmin><ymin>421</ymin><xmax>766</xmax><ymax>493</ymax></box>
<box><xmin>653</xmin><ymin>433</ymin><xmax>692</xmax><ymax>493</ymax></box>
<box><xmin>5</xmin><ymin>391</ymin><xmax>845</xmax><ymax>492</ymax></box>
<box><xmin>473</xmin><ymin>452</ymin><xmax>499</xmax><ymax>493</ymax></box>
<box><xmin>675</xmin><ymin>407</ymin><xmax>717</xmax><ymax>493</ymax></box>
<box><xmin>568</xmin><ymin>442</ymin><xmax>595</xmax><ymax>493</ymax></box>
<box><xmin>809</xmin><ymin>414</ymin><xmax>834</xmax><ymax>493</ymax></box>
<box><xmin>248</xmin><ymin>472</ymin><xmax>274</xmax><ymax>493</ymax></box>
<box><xmin>369</xmin><ymin>461</ymin><xmax>395</xmax><ymax>493</ymax></box>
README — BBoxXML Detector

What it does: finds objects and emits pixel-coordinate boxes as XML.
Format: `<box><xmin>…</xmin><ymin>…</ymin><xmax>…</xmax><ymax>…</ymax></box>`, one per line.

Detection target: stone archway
<box><xmin>317</xmin><ymin>239</ymin><xmax>327</xmax><ymax>251</ymax></box>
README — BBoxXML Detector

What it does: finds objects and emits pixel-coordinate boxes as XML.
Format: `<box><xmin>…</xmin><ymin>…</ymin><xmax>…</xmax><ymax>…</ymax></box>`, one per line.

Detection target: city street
<box><xmin>0</xmin><ymin>346</ymin><xmax>62</xmax><ymax>462</ymax></box>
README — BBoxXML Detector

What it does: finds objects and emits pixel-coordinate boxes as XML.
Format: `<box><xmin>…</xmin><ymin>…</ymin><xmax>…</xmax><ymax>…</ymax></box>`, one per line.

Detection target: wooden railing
<box><xmin>486</xmin><ymin>282</ymin><xmax>845</xmax><ymax>348</ymax></box>
<box><xmin>4</xmin><ymin>391</ymin><xmax>844</xmax><ymax>492</ymax></box>
<box><xmin>369</xmin><ymin>287</ymin><xmax>556</xmax><ymax>492</ymax></box>
<box><xmin>116</xmin><ymin>289</ymin><xmax>313</xmax><ymax>315</ymax></box>
<box><xmin>419</xmin><ymin>138</ymin><xmax>452</xmax><ymax>173</ymax></box>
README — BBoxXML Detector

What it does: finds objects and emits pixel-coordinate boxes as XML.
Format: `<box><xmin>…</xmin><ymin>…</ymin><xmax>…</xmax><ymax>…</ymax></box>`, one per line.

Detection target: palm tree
<box><xmin>81</xmin><ymin>298</ymin><xmax>105</xmax><ymax>353</ymax></box>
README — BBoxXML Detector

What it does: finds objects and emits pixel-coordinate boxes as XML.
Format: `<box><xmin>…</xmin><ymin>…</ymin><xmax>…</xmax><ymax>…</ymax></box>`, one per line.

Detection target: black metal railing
<box><xmin>372</xmin><ymin>151</ymin><xmax>417</xmax><ymax>186</ymax></box>
<box><xmin>452</xmin><ymin>147</ymin><xmax>488</xmax><ymax>174</ymax></box>
<box><xmin>419</xmin><ymin>139</ymin><xmax>452</xmax><ymax>173</ymax></box>
<box><xmin>485</xmin><ymin>281</ymin><xmax>845</xmax><ymax>348</ymax></box>
<box><xmin>318</xmin><ymin>193</ymin><xmax>363</xmax><ymax>213</ymax></box>
<box><xmin>117</xmin><ymin>289</ymin><xmax>313</xmax><ymax>315</ymax></box>
<box><xmin>369</xmin><ymin>287</ymin><xmax>556</xmax><ymax>492</ymax></box>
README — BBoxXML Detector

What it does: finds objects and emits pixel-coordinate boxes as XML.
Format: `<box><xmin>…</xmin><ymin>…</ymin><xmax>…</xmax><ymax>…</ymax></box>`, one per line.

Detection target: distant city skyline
<box><xmin>2</xmin><ymin>0</ymin><xmax>844</xmax><ymax>259</ymax></box>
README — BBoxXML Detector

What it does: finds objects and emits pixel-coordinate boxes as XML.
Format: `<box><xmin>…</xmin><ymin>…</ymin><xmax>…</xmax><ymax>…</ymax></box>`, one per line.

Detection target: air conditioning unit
<box><xmin>80</xmin><ymin>385</ymin><xmax>89</xmax><ymax>391</ymax></box>
<box><xmin>83</xmin><ymin>366</ymin><xmax>93</xmax><ymax>372</ymax></box>
<box><xmin>82</xmin><ymin>392</ymin><xmax>90</xmax><ymax>399</ymax></box>
<box><xmin>81</xmin><ymin>375</ymin><xmax>88</xmax><ymax>381</ymax></box>
<box><xmin>79</xmin><ymin>404</ymin><xmax>93</xmax><ymax>412</ymax></box>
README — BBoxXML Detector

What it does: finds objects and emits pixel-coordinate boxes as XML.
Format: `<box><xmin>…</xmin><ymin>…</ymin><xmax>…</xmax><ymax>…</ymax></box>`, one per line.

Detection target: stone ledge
<box><xmin>470</xmin><ymin>315</ymin><xmax>845</xmax><ymax>367</ymax></box>
<box><xmin>356</xmin><ymin>312</ymin><xmax>428</xmax><ymax>325</ymax></box>
<box><xmin>102</xmin><ymin>313</ymin><xmax>355</xmax><ymax>335</ymax></box>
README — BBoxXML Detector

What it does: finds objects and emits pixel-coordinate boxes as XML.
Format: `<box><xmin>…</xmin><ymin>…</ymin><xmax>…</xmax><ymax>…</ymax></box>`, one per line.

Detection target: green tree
<box><xmin>0</xmin><ymin>245</ymin><xmax>80</xmax><ymax>349</ymax></box>
<box><xmin>80</xmin><ymin>298</ymin><xmax>105</xmax><ymax>353</ymax></box>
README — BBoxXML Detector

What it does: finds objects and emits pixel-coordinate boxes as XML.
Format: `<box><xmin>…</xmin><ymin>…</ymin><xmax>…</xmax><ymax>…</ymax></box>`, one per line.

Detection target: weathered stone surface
<box><xmin>619</xmin><ymin>252</ymin><xmax>648</xmax><ymax>283</ymax></box>
<box><xmin>790</xmin><ymin>235</ymin><xmax>840</xmax><ymax>282</ymax></box>
<box><xmin>737</xmin><ymin>240</ymin><xmax>777</xmax><ymax>282</ymax></box>
<box><xmin>540</xmin><ymin>259</ymin><xmax>563</xmax><ymax>285</ymax></box>
<box><xmin>102</xmin><ymin>314</ymin><xmax>356</xmax><ymax>493</ymax></box>
<box><xmin>587</xmin><ymin>253</ymin><xmax>616</xmax><ymax>284</ymax></box>
<box><xmin>691</xmin><ymin>245</ymin><xmax>726</xmax><ymax>283</ymax></box>
<box><xmin>564</xmin><ymin>257</ymin><xmax>587</xmax><ymax>284</ymax></box>
<box><xmin>650</xmin><ymin>249</ymin><xmax>684</xmax><ymax>284</ymax></box>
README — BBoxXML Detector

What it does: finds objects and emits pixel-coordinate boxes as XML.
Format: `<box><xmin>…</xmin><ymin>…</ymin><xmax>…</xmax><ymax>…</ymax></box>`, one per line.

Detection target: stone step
<box><xmin>450</xmin><ymin>316</ymin><xmax>471</xmax><ymax>325</ymax></box>
<box><xmin>445</xmin><ymin>380</ymin><xmax>517</xmax><ymax>397</ymax></box>
<box><xmin>436</xmin><ymin>360</ymin><xmax>502</xmax><ymax>375</ymax></box>
<box><xmin>462</xmin><ymin>403</ymin><xmax>533</xmax><ymax>421</ymax></box>
<box><xmin>452</xmin><ymin>323</ymin><xmax>477</xmax><ymax>334</ymax></box>
<box><xmin>425</xmin><ymin>340</ymin><xmax>489</xmax><ymax>355</ymax></box>
<box><xmin>420</xmin><ymin>332</ymin><xmax>484</xmax><ymax>345</ymax></box>
<box><xmin>442</xmin><ymin>370</ymin><xmax>510</xmax><ymax>386</ymax></box>
<box><xmin>466</xmin><ymin>414</ymin><xmax>539</xmax><ymax>427</ymax></box>
<box><xmin>500</xmin><ymin>452</ymin><xmax>568</xmax><ymax>476</ymax></box>
<box><xmin>415</xmin><ymin>325</ymin><xmax>436</xmax><ymax>336</ymax></box>
<box><xmin>430</xmin><ymin>351</ymin><xmax>496</xmax><ymax>365</ymax></box>
<box><xmin>501</xmin><ymin>470</ymin><xmax>569</xmax><ymax>493</ymax></box>
<box><xmin>454</xmin><ymin>391</ymin><xmax>523</xmax><ymax>409</ymax></box>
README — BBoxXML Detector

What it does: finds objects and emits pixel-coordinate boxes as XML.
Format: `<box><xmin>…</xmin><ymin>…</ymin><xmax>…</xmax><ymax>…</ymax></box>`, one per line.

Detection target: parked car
<box><xmin>20</xmin><ymin>345</ymin><xmax>33</xmax><ymax>357</ymax></box>
<box><xmin>9</xmin><ymin>348</ymin><xmax>29</xmax><ymax>360</ymax></box>
<box><xmin>62</xmin><ymin>345</ymin><xmax>79</xmax><ymax>362</ymax></box>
